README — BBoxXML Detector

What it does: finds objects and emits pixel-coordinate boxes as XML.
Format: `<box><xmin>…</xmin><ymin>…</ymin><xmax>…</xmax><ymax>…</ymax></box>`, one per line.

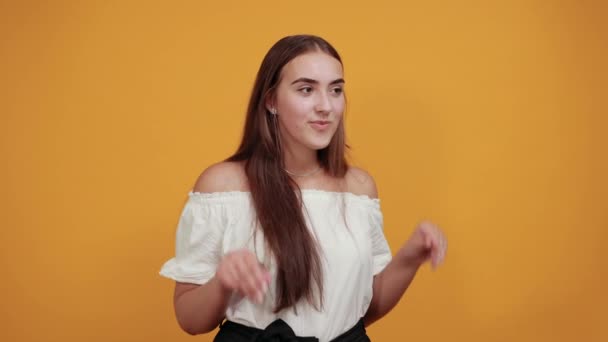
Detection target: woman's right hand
<box><xmin>215</xmin><ymin>249</ymin><xmax>271</xmax><ymax>304</ymax></box>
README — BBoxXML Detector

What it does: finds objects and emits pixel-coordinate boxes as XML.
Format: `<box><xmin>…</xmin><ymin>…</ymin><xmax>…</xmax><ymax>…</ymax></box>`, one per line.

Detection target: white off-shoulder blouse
<box><xmin>159</xmin><ymin>190</ymin><xmax>392</xmax><ymax>342</ymax></box>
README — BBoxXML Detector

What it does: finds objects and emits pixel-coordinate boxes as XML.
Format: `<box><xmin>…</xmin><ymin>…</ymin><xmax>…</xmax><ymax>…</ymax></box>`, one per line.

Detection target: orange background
<box><xmin>1</xmin><ymin>1</ymin><xmax>606</xmax><ymax>341</ymax></box>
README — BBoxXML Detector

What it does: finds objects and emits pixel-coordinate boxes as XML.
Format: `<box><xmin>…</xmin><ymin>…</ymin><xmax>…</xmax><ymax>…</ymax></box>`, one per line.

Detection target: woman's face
<box><xmin>269</xmin><ymin>51</ymin><xmax>345</xmax><ymax>153</ymax></box>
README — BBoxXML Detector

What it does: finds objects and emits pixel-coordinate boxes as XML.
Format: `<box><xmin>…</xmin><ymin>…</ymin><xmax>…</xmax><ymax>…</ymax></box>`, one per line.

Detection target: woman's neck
<box><xmin>282</xmin><ymin>145</ymin><xmax>320</xmax><ymax>175</ymax></box>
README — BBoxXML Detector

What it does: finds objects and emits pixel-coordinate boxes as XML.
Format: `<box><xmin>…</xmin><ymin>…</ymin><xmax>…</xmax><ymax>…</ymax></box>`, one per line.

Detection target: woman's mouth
<box><xmin>309</xmin><ymin>120</ymin><xmax>331</xmax><ymax>131</ymax></box>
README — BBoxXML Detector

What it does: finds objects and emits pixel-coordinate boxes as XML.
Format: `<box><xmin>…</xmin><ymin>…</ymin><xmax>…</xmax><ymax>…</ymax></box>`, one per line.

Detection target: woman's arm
<box><xmin>345</xmin><ymin>167</ymin><xmax>448</xmax><ymax>327</ymax></box>
<box><xmin>364</xmin><ymin>221</ymin><xmax>447</xmax><ymax>326</ymax></box>
<box><xmin>173</xmin><ymin>249</ymin><xmax>271</xmax><ymax>335</ymax></box>
<box><xmin>171</xmin><ymin>163</ymin><xmax>271</xmax><ymax>335</ymax></box>
<box><xmin>173</xmin><ymin>278</ymin><xmax>232</xmax><ymax>335</ymax></box>
<box><xmin>363</xmin><ymin>252</ymin><xmax>421</xmax><ymax>326</ymax></box>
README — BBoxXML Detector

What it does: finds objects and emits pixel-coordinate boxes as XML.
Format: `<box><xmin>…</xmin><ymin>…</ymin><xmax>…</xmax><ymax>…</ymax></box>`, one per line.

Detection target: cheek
<box><xmin>279</xmin><ymin>95</ymin><xmax>312</xmax><ymax>121</ymax></box>
<box><xmin>330</xmin><ymin>95</ymin><xmax>345</xmax><ymax>114</ymax></box>
<box><xmin>280</xmin><ymin>115</ymin><xmax>307</xmax><ymax>136</ymax></box>
<box><xmin>277</xmin><ymin>107</ymin><xmax>304</xmax><ymax>134</ymax></box>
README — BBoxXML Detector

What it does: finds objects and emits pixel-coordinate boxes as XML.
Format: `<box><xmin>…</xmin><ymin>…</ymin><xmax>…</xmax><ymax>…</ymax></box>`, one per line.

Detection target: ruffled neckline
<box><xmin>188</xmin><ymin>189</ymin><xmax>380</xmax><ymax>204</ymax></box>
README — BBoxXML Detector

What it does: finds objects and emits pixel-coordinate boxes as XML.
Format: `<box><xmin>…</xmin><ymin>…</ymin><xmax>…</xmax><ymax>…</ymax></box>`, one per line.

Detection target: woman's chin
<box><xmin>307</xmin><ymin>141</ymin><xmax>332</xmax><ymax>151</ymax></box>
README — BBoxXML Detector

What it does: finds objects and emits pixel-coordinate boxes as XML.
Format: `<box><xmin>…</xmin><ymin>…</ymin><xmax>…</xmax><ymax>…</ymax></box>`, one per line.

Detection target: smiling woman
<box><xmin>270</xmin><ymin>52</ymin><xmax>346</xmax><ymax>154</ymax></box>
<box><xmin>158</xmin><ymin>35</ymin><xmax>447</xmax><ymax>342</ymax></box>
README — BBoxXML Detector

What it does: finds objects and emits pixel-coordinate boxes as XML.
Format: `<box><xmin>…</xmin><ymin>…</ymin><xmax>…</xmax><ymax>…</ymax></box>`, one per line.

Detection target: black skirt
<box><xmin>213</xmin><ymin>317</ymin><xmax>370</xmax><ymax>342</ymax></box>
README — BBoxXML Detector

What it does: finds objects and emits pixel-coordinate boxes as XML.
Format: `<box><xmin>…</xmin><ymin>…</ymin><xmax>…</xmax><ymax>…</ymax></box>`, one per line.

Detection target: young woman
<box><xmin>160</xmin><ymin>34</ymin><xmax>447</xmax><ymax>342</ymax></box>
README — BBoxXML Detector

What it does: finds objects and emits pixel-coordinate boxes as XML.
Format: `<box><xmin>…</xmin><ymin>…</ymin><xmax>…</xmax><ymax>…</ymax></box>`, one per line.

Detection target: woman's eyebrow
<box><xmin>290</xmin><ymin>77</ymin><xmax>345</xmax><ymax>85</ymax></box>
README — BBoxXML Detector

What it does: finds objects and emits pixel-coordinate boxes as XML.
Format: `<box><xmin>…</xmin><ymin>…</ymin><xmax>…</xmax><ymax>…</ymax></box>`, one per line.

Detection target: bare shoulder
<box><xmin>344</xmin><ymin>166</ymin><xmax>378</xmax><ymax>199</ymax></box>
<box><xmin>192</xmin><ymin>161</ymin><xmax>248</xmax><ymax>193</ymax></box>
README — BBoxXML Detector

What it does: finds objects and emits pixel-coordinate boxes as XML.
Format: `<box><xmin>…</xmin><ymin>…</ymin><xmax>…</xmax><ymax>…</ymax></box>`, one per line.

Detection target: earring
<box><xmin>270</xmin><ymin>108</ymin><xmax>277</xmax><ymax>115</ymax></box>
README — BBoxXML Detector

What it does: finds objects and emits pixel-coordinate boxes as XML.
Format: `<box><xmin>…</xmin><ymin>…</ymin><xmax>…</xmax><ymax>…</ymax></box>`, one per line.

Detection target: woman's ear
<box><xmin>265</xmin><ymin>91</ymin><xmax>276</xmax><ymax>114</ymax></box>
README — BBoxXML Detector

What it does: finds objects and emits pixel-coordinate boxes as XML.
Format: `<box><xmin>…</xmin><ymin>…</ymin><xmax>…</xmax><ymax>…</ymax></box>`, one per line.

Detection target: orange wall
<box><xmin>1</xmin><ymin>1</ymin><xmax>606</xmax><ymax>341</ymax></box>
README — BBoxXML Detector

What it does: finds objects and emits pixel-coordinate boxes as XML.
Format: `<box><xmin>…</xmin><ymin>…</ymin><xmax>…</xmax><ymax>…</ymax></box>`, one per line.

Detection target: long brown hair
<box><xmin>227</xmin><ymin>35</ymin><xmax>349</xmax><ymax>312</ymax></box>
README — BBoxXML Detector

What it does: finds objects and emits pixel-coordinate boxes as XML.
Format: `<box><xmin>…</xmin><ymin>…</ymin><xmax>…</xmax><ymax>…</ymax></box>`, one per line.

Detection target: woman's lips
<box><xmin>309</xmin><ymin>120</ymin><xmax>331</xmax><ymax>131</ymax></box>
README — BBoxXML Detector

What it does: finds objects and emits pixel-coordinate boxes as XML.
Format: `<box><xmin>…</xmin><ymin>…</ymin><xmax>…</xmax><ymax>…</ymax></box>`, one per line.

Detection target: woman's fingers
<box><xmin>217</xmin><ymin>249</ymin><xmax>271</xmax><ymax>304</ymax></box>
<box><xmin>233</xmin><ymin>255</ymin><xmax>259</xmax><ymax>303</ymax></box>
<box><xmin>228</xmin><ymin>251</ymin><xmax>269</xmax><ymax>303</ymax></box>
<box><xmin>434</xmin><ymin>229</ymin><xmax>447</xmax><ymax>266</ymax></box>
<box><xmin>419</xmin><ymin>222</ymin><xmax>447</xmax><ymax>269</ymax></box>
<box><xmin>244</xmin><ymin>254</ymin><xmax>269</xmax><ymax>303</ymax></box>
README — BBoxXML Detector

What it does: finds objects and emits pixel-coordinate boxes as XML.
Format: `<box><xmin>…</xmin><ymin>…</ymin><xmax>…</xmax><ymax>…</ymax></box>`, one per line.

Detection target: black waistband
<box><xmin>214</xmin><ymin>317</ymin><xmax>370</xmax><ymax>342</ymax></box>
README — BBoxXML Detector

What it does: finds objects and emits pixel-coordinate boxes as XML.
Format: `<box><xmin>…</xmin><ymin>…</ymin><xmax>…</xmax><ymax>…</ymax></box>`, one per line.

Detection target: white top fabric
<box><xmin>159</xmin><ymin>189</ymin><xmax>392</xmax><ymax>341</ymax></box>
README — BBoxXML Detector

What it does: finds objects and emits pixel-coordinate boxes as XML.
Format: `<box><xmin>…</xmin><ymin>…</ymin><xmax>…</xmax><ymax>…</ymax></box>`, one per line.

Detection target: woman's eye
<box><xmin>332</xmin><ymin>87</ymin><xmax>343</xmax><ymax>95</ymax></box>
<box><xmin>299</xmin><ymin>87</ymin><xmax>313</xmax><ymax>94</ymax></box>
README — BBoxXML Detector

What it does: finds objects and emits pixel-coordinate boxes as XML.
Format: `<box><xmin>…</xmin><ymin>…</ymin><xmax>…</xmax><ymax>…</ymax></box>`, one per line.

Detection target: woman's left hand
<box><xmin>396</xmin><ymin>221</ymin><xmax>448</xmax><ymax>270</ymax></box>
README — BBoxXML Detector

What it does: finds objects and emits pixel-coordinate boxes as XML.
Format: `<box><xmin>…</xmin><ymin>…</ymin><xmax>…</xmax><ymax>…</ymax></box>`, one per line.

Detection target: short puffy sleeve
<box><xmin>368</xmin><ymin>200</ymin><xmax>392</xmax><ymax>275</ymax></box>
<box><xmin>159</xmin><ymin>192</ymin><xmax>227</xmax><ymax>285</ymax></box>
